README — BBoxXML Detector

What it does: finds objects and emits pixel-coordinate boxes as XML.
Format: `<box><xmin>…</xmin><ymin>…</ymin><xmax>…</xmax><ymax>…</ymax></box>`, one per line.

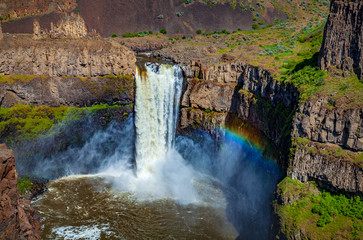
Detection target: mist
<box><xmin>12</xmin><ymin>113</ymin><xmax>281</xmax><ymax>239</ymax></box>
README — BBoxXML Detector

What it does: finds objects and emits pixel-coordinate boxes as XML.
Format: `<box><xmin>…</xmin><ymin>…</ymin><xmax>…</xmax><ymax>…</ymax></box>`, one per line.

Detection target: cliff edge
<box><xmin>318</xmin><ymin>0</ymin><xmax>363</xmax><ymax>79</ymax></box>
<box><xmin>0</xmin><ymin>144</ymin><xmax>41</xmax><ymax>240</ymax></box>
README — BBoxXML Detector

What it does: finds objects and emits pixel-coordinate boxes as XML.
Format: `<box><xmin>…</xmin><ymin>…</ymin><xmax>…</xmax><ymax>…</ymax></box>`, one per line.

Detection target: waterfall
<box><xmin>134</xmin><ymin>63</ymin><xmax>183</xmax><ymax>176</ymax></box>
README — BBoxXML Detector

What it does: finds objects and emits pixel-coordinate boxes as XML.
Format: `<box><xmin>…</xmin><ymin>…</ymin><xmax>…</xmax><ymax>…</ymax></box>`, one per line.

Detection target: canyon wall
<box><xmin>318</xmin><ymin>0</ymin><xmax>363</xmax><ymax>79</ymax></box>
<box><xmin>0</xmin><ymin>0</ymin><xmax>76</xmax><ymax>20</ymax></box>
<box><xmin>0</xmin><ymin>38</ymin><xmax>135</xmax><ymax>77</ymax></box>
<box><xmin>0</xmin><ymin>144</ymin><xmax>41</xmax><ymax>240</ymax></box>
<box><xmin>289</xmin><ymin>139</ymin><xmax>363</xmax><ymax>197</ymax></box>
<box><xmin>0</xmin><ymin>75</ymin><xmax>134</xmax><ymax>108</ymax></box>
<box><xmin>33</xmin><ymin>13</ymin><xmax>92</xmax><ymax>40</ymax></box>
<box><xmin>293</xmin><ymin>98</ymin><xmax>363</xmax><ymax>151</ymax></box>
<box><xmin>178</xmin><ymin>60</ymin><xmax>299</xmax><ymax>167</ymax></box>
<box><xmin>176</xmin><ymin>57</ymin><xmax>362</xmax><ymax>195</ymax></box>
<box><xmin>290</xmin><ymin>98</ymin><xmax>363</xmax><ymax>196</ymax></box>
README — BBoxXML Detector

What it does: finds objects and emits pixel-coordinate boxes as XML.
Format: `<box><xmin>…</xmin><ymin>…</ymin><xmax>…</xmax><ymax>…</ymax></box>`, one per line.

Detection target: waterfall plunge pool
<box><xmin>27</xmin><ymin>61</ymin><xmax>281</xmax><ymax>239</ymax></box>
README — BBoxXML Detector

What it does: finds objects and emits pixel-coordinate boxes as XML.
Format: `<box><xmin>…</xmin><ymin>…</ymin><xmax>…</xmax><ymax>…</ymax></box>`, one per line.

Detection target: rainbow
<box><xmin>220</xmin><ymin>125</ymin><xmax>281</xmax><ymax>176</ymax></box>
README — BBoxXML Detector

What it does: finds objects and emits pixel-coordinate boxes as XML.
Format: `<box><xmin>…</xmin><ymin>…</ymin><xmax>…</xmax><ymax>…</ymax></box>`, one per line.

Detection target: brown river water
<box><xmin>33</xmin><ymin>175</ymin><xmax>237</xmax><ymax>240</ymax></box>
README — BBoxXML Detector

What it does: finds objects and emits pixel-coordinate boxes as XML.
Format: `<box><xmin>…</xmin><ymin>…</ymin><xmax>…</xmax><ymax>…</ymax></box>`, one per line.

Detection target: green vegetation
<box><xmin>176</xmin><ymin>11</ymin><xmax>184</xmax><ymax>17</ymax></box>
<box><xmin>184</xmin><ymin>0</ymin><xmax>193</xmax><ymax>4</ymax></box>
<box><xmin>196</xmin><ymin>29</ymin><xmax>202</xmax><ymax>35</ymax></box>
<box><xmin>0</xmin><ymin>75</ymin><xmax>39</xmax><ymax>84</ymax></box>
<box><xmin>0</xmin><ymin>103</ymin><xmax>125</xmax><ymax>140</ymax></box>
<box><xmin>111</xmin><ymin>33</ymin><xmax>118</xmax><ymax>38</ymax></box>
<box><xmin>121</xmin><ymin>31</ymin><xmax>153</xmax><ymax>38</ymax></box>
<box><xmin>17</xmin><ymin>176</ymin><xmax>36</xmax><ymax>195</ymax></box>
<box><xmin>159</xmin><ymin>28</ymin><xmax>167</xmax><ymax>34</ymax></box>
<box><xmin>311</xmin><ymin>192</ymin><xmax>362</xmax><ymax>227</ymax></box>
<box><xmin>277</xmin><ymin>177</ymin><xmax>363</xmax><ymax>239</ymax></box>
<box><xmin>252</xmin><ymin>23</ymin><xmax>259</xmax><ymax>30</ymax></box>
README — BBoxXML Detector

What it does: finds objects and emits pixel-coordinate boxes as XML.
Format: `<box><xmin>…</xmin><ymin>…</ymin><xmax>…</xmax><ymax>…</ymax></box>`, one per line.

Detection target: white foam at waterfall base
<box><xmin>100</xmin><ymin>63</ymin><xmax>216</xmax><ymax>205</ymax></box>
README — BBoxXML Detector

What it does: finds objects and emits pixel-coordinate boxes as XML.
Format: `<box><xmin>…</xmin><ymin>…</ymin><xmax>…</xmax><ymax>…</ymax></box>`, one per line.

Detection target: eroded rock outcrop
<box><xmin>289</xmin><ymin>140</ymin><xmax>363</xmax><ymax>197</ymax></box>
<box><xmin>33</xmin><ymin>13</ymin><xmax>94</xmax><ymax>40</ymax></box>
<box><xmin>0</xmin><ymin>144</ymin><xmax>41</xmax><ymax>240</ymax></box>
<box><xmin>293</xmin><ymin>98</ymin><xmax>363</xmax><ymax>151</ymax></box>
<box><xmin>318</xmin><ymin>0</ymin><xmax>363</xmax><ymax>79</ymax></box>
<box><xmin>180</xmin><ymin>61</ymin><xmax>299</xmax><ymax>144</ymax></box>
<box><xmin>0</xmin><ymin>38</ymin><xmax>135</xmax><ymax>77</ymax></box>
<box><xmin>0</xmin><ymin>75</ymin><xmax>134</xmax><ymax>108</ymax></box>
<box><xmin>290</xmin><ymin>97</ymin><xmax>363</xmax><ymax>195</ymax></box>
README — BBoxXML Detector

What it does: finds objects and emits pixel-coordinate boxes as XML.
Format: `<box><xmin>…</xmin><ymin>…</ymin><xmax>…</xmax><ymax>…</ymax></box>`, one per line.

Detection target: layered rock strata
<box><xmin>293</xmin><ymin>98</ymin><xmax>363</xmax><ymax>151</ymax></box>
<box><xmin>33</xmin><ymin>13</ymin><xmax>95</xmax><ymax>40</ymax></box>
<box><xmin>179</xmin><ymin>60</ymin><xmax>299</xmax><ymax>167</ymax></box>
<box><xmin>0</xmin><ymin>38</ymin><xmax>135</xmax><ymax>77</ymax></box>
<box><xmin>289</xmin><ymin>140</ymin><xmax>363</xmax><ymax>197</ymax></box>
<box><xmin>0</xmin><ymin>144</ymin><xmax>41</xmax><ymax>240</ymax></box>
<box><xmin>318</xmin><ymin>0</ymin><xmax>363</xmax><ymax>79</ymax></box>
<box><xmin>290</xmin><ymin>97</ymin><xmax>363</xmax><ymax>195</ymax></box>
<box><xmin>0</xmin><ymin>75</ymin><xmax>134</xmax><ymax>108</ymax></box>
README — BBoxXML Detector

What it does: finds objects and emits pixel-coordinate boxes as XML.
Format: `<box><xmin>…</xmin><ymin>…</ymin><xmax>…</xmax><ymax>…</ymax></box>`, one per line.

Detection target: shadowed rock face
<box><xmin>318</xmin><ymin>0</ymin><xmax>363</xmax><ymax>79</ymax></box>
<box><xmin>0</xmin><ymin>144</ymin><xmax>41</xmax><ymax>240</ymax></box>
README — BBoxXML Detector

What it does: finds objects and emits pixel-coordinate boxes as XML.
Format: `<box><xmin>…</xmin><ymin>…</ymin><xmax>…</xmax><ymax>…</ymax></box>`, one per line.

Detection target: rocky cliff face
<box><xmin>289</xmin><ymin>140</ymin><xmax>363</xmax><ymax>197</ymax></box>
<box><xmin>0</xmin><ymin>39</ymin><xmax>135</xmax><ymax>77</ymax></box>
<box><xmin>0</xmin><ymin>75</ymin><xmax>134</xmax><ymax>108</ymax></box>
<box><xmin>290</xmin><ymin>97</ymin><xmax>363</xmax><ymax>195</ymax></box>
<box><xmin>0</xmin><ymin>144</ymin><xmax>41</xmax><ymax>240</ymax></box>
<box><xmin>179</xmin><ymin>60</ymin><xmax>299</xmax><ymax>166</ymax></box>
<box><xmin>0</xmin><ymin>0</ymin><xmax>76</xmax><ymax>20</ymax></box>
<box><xmin>318</xmin><ymin>0</ymin><xmax>363</xmax><ymax>79</ymax></box>
<box><xmin>294</xmin><ymin>98</ymin><xmax>363</xmax><ymax>151</ymax></box>
<box><xmin>33</xmin><ymin>13</ymin><xmax>93</xmax><ymax>40</ymax></box>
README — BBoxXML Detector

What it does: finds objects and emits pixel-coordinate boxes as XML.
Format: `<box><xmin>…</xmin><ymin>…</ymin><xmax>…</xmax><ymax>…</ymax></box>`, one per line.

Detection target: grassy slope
<box><xmin>0</xmin><ymin>103</ymin><xmax>132</xmax><ymax>141</ymax></box>
<box><xmin>276</xmin><ymin>177</ymin><xmax>363</xmax><ymax>239</ymax></box>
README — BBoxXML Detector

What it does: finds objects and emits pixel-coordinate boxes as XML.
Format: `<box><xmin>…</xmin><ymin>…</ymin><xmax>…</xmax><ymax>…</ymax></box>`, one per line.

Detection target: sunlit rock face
<box><xmin>318</xmin><ymin>0</ymin><xmax>363</xmax><ymax>79</ymax></box>
<box><xmin>0</xmin><ymin>144</ymin><xmax>41</xmax><ymax>240</ymax></box>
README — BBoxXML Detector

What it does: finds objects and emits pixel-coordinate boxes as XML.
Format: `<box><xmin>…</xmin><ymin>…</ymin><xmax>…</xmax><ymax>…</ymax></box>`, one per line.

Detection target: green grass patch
<box><xmin>121</xmin><ymin>31</ymin><xmax>153</xmax><ymax>38</ymax></box>
<box><xmin>0</xmin><ymin>75</ymin><xmax>40</xmax><ymax>84</ymax></box>
<box><xmin>17</xmin><ymin>176</ymin><xmax>36</xmax><ymax>195</ymax></box>
<box><xmin>277</xmin><ymin>177</ymin><xmax>363</xmax><ymax>239</ymax></box>
<box><xmin>0</xmin><ymin>103</ymin><xmax>124</xmax><ymax>140</ymax></box>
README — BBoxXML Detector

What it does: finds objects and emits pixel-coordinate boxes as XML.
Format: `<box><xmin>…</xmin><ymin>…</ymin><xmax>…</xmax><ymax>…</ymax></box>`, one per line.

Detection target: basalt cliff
<box><xmin>0</xmin><ymin>144</ymin><xmax>41</xmax><ymax>240</ymax></box>
<box><xmin>318</xmin><ymin>0</ymin><xmax>363</xmax><ymax>80</ymax></box>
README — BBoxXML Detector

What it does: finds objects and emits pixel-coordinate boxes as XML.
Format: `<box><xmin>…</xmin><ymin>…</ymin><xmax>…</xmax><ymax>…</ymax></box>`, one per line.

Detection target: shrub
<box><xmin>157</xmin><ymin>14</ymin><xmax>164</xmax><ymax>19</ymax></box>
<box><xmin>17</xmin><ymin>177</ymin><xmax>36</xmax><ymax>195</ymax></box>
<box><xmin>176</xmin><ymin>11</ymin><xmax>184</xmax><ymax>17</ymax></box>
<box><xmin>258</xmin><ymin>19</ymin><xmax>265</xmax><ymax>25</ymax></box>
<box><xmin>111</xmin><ymin>33</ymin><xmax>118</xmax><ymax>38</ymax></box>
<box><xmin>252</xmin><ymin>24</ymin><xmax>259</xmax><ymax>30</ymax></box>
<box><xmin>184</xmin><ymin>0</ymin><xmax>193</xmax><ymax>4</ymax></box>
<box><xmin>196</xmin><ymin>29</ymin><xmax>202</xmax><ymax>34</ymax></box>
<box><xmin>159</xmin><ymin>28</ymin><xmax>167</xmax><ymax>34</ymax></box>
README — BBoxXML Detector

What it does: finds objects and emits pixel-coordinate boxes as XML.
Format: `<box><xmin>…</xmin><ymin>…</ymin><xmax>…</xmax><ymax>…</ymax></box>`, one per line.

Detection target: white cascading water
<box><xmin>134</xmin><ymin>63</ymin><xmax>183</xmax><ymax>176</ymax></box>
